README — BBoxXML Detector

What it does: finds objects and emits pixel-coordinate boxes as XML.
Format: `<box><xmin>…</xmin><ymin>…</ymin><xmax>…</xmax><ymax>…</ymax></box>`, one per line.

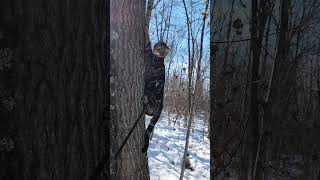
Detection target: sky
<box><xmin>148</xmin><ymin>0</ymin><xmax>211</xmax><ymax>81</ymax></box>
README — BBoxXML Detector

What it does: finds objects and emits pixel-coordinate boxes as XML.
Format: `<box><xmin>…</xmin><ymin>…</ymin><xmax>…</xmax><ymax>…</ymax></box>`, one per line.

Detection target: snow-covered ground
<box><xmin>146</xmin><ymin>113</ymin><xmax>210</xmax><ymax>180</ymax></box>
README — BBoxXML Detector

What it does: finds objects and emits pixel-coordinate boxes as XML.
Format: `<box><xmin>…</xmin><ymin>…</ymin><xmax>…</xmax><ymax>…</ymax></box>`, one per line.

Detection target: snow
<box><xmin>145</xmin><ymin>113</ymin><xmax>210</xmax><ymax>180</ymax></box>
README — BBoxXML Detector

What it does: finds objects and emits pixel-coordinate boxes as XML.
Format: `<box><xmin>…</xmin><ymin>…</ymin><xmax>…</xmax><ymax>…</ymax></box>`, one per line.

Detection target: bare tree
<box><xmin>179</xmin><ymin>0</ymin><xmax>209</xmax><ymax>179</ymax></box>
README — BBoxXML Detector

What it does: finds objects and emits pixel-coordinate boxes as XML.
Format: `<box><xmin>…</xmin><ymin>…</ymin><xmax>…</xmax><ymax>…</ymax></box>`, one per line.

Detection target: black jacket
<box><xmin>144</xmin><ymin>41</ymin><xmax>165</xmax><ymax>102</ymax></box>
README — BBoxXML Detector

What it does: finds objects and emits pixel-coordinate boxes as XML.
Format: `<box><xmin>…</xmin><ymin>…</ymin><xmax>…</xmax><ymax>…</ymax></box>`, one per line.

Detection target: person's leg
<box><xmin>142</xmin><ymin>101</ymin><xmax>163</xmax><ymax>153</ymax></box>
<box><xmin>144</xmin><ymin>95</ymin><xmax>155</xmax><ymax>116</ymax></box>
<box><xmin>146</xmin><ymin>112</ymin><xmax>161</xmax><ymax>133</ymax></box>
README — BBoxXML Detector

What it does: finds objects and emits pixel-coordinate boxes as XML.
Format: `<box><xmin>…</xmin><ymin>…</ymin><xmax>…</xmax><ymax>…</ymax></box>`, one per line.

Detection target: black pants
<box><xmin>142</xmin><ymin>95</ymin><xmax>163</xmax><ymax>153</ymax></box>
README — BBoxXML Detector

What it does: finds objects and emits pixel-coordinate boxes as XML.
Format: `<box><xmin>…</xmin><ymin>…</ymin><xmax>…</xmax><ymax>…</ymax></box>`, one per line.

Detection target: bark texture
<box><xmin>110</xmin><ymin>0</ymin><xmax>150</xmax><ymax>180</ymax></box>
<box><xmin>0</xmin><ymin>0</ymin><xmax>108</xmax><ymax>180</ymax></box>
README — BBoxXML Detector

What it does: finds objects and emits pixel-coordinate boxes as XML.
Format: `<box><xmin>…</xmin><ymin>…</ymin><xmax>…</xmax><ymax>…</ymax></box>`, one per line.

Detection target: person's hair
<box><xmin>153</xmin><ymin>41</ymin><xmax>169</xmax><ymax>50</ymax></box>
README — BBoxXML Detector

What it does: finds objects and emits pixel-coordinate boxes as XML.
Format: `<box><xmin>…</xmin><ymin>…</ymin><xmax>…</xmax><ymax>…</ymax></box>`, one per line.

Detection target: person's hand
<box><xmin>144</xmin><ymin>26</ymin><xmax>149</xmax><ymax>33</ymax></box>
<box><xmin>142</xmin><ymin>95</ymin><xmax>148</xmax><ymax>106</ymax></box>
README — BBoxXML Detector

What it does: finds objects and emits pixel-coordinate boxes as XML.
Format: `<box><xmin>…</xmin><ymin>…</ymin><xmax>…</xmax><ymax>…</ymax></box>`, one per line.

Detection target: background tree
<box><xmin>0</xmin><ymin>0</ymin><xmax>108</xmax><ymax>180</ymax></box>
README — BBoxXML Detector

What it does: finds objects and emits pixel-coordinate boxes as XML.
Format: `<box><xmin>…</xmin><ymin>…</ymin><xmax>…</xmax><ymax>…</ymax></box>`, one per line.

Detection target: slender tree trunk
<box><xmin>194</xmin><ymin>1</ymin><xmax>209</xmax><ymax>113</ymax></box>
<box><xmin>179</xmin><ymin>0</ymin><xmax>194</xmax><ymax>179</ymax></box>
<box><xmin>264</xmin><ymin>0</ymin><xmax>291</xmax><ymax>179</ymax></box>
<box><xmin>0</xmin><ymin>1</ymin><xmax>108</xmax><ymax>180</ymax></box>
<box><xmin>110</xmin><ymin>0</ymin><xmax>149</xmax><ymax>180</ymax></box>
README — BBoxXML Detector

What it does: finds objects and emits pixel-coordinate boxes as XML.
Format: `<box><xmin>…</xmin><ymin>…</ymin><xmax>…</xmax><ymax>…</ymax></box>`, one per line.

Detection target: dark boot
<box><xmin>141</xmin><ymin>104</ymin><xmax>162</xmax><ymax>153</ymax></box>
<box><xmin>141</xmin><ymin>130</ymin><xmax>150</xmax><ymax>153</ymax></box>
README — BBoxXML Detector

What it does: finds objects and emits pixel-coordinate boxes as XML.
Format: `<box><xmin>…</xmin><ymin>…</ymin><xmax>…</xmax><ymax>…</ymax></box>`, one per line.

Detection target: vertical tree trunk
<box><xmin>110</xmin><ymin>0</ymin><xmax>149</xmax><ymax>180</ymax></box>
<box><xmin>242</xmin><ymin>0</ymin><xmax>271</xmax><ymax>179</ymax></box>
<box><xmin>264</xmin><ymin>0</ymin><xmax>291</xmax><ymax>179</ymax></box>
<box><xmin>0</xmin><ymin>0</ymin><xmax>108</xmax><ymax>180</ymax></box>
<box><xmin>248</xmin><ymin>0</ymin><xmax>260</xmax><ymax>179</ymax></box>
<box><xmin>179</xmin><ymin>1</ymin><xmax>194</xmax><ymax>179</ymax></box>
<box><xmin>194</xmin><ymin>0</ymin><xmax>209</xmax><ymax>113</ymax></box>
<box><xmin>179</xmin><ymin>3</ymin><xmax>190</xmax><ymax>180</ymax></box>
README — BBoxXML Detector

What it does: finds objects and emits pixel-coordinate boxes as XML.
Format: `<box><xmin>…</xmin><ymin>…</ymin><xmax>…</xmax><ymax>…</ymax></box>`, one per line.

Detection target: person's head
<box><xmin>153</xmin><ymin>41</ymin><xmax>171</xmax><ymax>58</ymax></box>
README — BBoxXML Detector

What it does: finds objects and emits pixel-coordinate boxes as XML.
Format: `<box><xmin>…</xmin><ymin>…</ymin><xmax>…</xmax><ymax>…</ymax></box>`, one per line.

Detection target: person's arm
<box><xmin>144</xmin><ymin>26</ymin><xmax>153</xmax><ymax>57</ymax></box>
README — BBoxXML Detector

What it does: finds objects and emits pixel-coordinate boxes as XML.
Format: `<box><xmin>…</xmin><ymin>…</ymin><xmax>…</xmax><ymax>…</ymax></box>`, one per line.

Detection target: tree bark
<box><xmin>110</xmin><ymin>0</ymin><xmax>149</xmax><ymax>180</ymax></box>
<box><xmin>0</xmin><ymin>0</ymin><xmax>108</xmax><ymax>180</ymax></box>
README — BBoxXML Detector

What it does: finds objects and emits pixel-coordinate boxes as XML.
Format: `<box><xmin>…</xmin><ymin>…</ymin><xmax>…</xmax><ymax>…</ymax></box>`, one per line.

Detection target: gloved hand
<box><xmin>142</xmin><ymin>95</ymin><xmax>148</xmax><ymax>106</ymax></box>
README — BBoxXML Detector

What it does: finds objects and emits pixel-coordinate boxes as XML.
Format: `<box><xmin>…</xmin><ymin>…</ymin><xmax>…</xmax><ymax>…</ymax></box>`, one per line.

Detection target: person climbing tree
<box><xmin>142</xmin><ymin>27</ymin><xmax>171</xmax><ymax>153</ymax></box>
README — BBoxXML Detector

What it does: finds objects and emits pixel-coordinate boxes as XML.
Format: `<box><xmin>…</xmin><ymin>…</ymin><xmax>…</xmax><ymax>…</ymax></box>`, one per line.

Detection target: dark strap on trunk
<box><xmin>90</xmin><ymin>106</ymin><xmax>146</xmax><ymax>180</ymax></box>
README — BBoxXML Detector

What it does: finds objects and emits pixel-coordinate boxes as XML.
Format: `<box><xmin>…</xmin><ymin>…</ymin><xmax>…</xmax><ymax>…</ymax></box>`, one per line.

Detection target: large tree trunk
<box><xmin>110</xmin><ymin>0</ymin><xmax>149</xmax><ymax>180</ymax></box>
<box><xmin>0</xmin><ymin>0</ymin><xmax>108</xmax><ymax>180</ymax></box>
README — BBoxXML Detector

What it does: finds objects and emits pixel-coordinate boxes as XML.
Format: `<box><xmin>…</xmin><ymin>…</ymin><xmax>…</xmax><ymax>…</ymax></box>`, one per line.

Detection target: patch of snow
<box><xmin>146</xmin><ymin>113</ymin><xmax>210</xmax><ymax>180</ymax></box>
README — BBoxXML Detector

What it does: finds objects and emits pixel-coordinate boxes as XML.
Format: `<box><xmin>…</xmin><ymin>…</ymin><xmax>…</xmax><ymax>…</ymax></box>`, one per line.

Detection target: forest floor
<box><xmin>145</xmin><ymin>112</ymin><xmax>210</xmax><ymax>180</ymax></box>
